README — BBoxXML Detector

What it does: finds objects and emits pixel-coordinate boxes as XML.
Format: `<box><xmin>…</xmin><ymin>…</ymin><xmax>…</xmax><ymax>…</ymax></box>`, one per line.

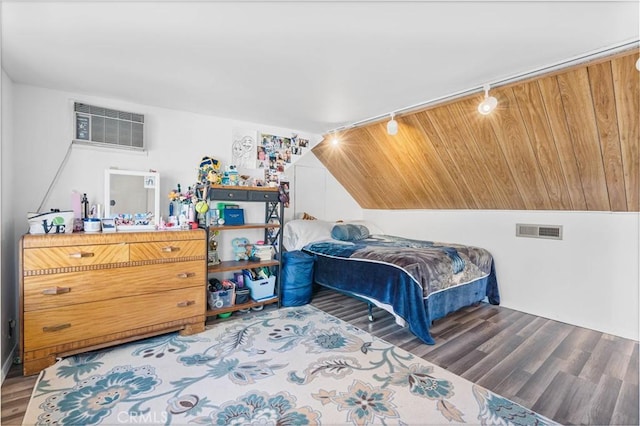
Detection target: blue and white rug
<box><xmin>24</xmin><ymin>305</ymin><xmax>557</xmax><ymax>425</ymax></box>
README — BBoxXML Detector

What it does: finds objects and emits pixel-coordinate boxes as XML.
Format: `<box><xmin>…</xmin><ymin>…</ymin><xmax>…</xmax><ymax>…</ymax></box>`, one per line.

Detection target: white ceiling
<box><xmin>2</xmin><ymin>1</ymin><xmax>638</xmax><ymax>135</ymax></box>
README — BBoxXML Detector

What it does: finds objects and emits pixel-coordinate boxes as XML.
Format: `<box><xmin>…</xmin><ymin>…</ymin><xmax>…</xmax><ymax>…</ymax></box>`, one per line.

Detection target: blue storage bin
<box><xmin>281</xmin><ymin>250</ymin><xmax>315</xmax><ymax>307</ymax></box>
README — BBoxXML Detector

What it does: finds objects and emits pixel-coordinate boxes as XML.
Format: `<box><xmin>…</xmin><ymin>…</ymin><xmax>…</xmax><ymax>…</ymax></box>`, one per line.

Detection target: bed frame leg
<box><xmin>368</xmin><ymin>303</ymin><xmax>374</xmax><ymax>322</ymax></box>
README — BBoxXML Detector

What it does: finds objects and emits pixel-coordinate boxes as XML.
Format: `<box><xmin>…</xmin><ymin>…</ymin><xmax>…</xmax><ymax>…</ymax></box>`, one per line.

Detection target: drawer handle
<box><xmin>42</xmin><ymin>286</ymin><xmax>71</xmax><ymax>295</ymax></box>
<box><xmin>43</xmin><ymin>323</ymin><xmax>71</xmax><ymax>332</ymax></box>
<box><xmin>177</xmin><ymin>272</ymin><xmax>196</xmax><ymax>279</ymax></box>
<box><xmin>69</xmin><ymin>252</ymin><xmax>95</xmax><ymax>258</ymax></box>
<box><xmin>162</xmin><ymin>246</ymin><xmax>180</xmax><ymax>253</ymax></box>
<box><xmin>177</xmin><ymin>300</ymin><xmax>196</xmax><ymax>307</ymax></box>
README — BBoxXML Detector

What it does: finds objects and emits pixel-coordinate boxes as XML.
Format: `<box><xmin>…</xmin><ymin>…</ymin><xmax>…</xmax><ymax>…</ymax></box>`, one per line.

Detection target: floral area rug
<box><xmin>23</xmin><ymin>305</ymin><xmax>558</xmax><ymax>425</ymax></box>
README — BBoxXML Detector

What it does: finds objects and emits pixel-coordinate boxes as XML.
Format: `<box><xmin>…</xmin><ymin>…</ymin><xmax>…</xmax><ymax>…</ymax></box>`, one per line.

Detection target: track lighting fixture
<box><xmin>477</xmin><ymin>84</ymin><xmax>498</xmax><ymax>115</ymax></box>
<box><xmin>387</xmin><ymin>113</ymin><xmax>398</xmax><ymax>135</ymax></box>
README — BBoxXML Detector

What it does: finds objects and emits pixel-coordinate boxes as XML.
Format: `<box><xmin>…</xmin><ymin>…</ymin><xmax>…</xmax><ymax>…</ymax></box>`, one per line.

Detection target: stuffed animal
<box><xmin>232</xmin><ymin>237</ymin><xmax>250</xmax><ymax>261</ymax></box>
<box><xmin>198</xmin><ymin>156</ymin><xmax>221</xmax><ymax>185</ymax></box>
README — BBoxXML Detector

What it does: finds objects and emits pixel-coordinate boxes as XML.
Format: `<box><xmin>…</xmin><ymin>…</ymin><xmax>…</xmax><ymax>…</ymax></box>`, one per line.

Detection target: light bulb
<box><xmin>478</xmin><ymin>84</ymin><xmax>497</xmax><ymax>115</ymax></box>
<box><xmin>331</xmin><ymin>136</ymin><xmax>339</xmax><ymax>145</ymax></box>
<box><xmin>636</xmin><ymin>57</ymin><xmax>640</xmax><ymax>71</ymax></box>
<box><xmin>387</xmin><ymin>114</ymin><xmax>398</xmax><ymax>135</ymax></box>
<box><xmin>478</xmin><ymin>96</ymin><xmax>497</xmax><ymax>115</ymax></box>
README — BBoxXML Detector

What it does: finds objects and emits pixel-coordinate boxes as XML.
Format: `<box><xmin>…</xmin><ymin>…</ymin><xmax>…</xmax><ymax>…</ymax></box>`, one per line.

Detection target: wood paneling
<box><xmin>313</xmin><ymin>50</ymin><xmax>639</xmax><ymax>211</ymax></box>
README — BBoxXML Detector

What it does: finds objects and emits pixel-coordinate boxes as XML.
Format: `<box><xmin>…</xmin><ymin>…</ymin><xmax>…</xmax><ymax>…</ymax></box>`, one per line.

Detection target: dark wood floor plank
<box><xmin>604</xmin><ymin>350</ymin><xmax>632</xmax><ymax>382</ymax></box>
<box><xmin>583</xmin><ymin>375</ymin><xmax>622</xmax><ymax>425</ymax></box>
<box><xmin>553</xmin><ymin>326</ymin><xmax>603</xmax><ymax>360</ymax></box>
<box><xmin>516</xmin><ymin>316</ymin><xmax>547</xmax><ymax>337</ymax></box>
<box><xmin>554</xmin><ymin>374</ymin><xmax>599</xmax><ymax>425</ymax></box>
<box><xmin>624</xmin><ymin>344</ymin><xmax>639</xmax><ymax>386</ymax></box>
<box><xmin>531</xmin><ymin>371</ymin><xmax>574</xmax><ymax>420</ymax></box>
<box><xmin>459</xmin><ymin>332</ymin><xmax>526</xmax><ymax>383</ymax></box>
<box><xmin>562</xmin><ymin>348</ymin><xmax>592</xmax><ymax>376</ymax></box>
<box><xmin>516</xmin><ymin>355</ymin><xmax>566</xmax><ymax>403</ymax></box>
<box><xmin>445</xmin><ymin>348</ymin><xmax>488</xmax><ymax>376</ymax></box>
<box><xmin>519</xmin><ymin>320</ymin><xmax>573</xmax><ymax>374</ymax></box>
<box><xmin>579</xmin><ymin>336</ymin><xmax>616</xmax><ymax>384</ymax></box>
<box><xmin>492</xmin><ymin>368</ymin><xmax>532</xmax><ymax>397</ymax></box>
<box><xmin>475</xmin><ymin>311</ymin><xmax>533</xmax><ymax>353</ymax></box>
<box><xmin>611</xmin><ymin>382</ymin><xmax>640</xmax><ymax>426</ymax></box>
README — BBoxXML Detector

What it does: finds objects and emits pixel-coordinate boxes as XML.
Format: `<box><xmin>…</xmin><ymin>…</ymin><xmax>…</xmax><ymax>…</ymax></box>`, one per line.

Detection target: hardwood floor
<box><xmin>2</xmin><ymin>287</ymin><xmax>638</xmax><ymax>425</ymax></box>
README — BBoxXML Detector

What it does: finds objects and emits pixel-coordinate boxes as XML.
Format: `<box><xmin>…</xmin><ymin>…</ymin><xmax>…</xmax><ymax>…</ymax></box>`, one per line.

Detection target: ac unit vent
<box><xmin>74</xmin><ymin>102</ymin><xmax>145</xmax><ymax>151</ymax></box>
<box><xmin>516</xmin><ymin>223</ymin><xmax>563</xmax><ymax>240</ymax></box>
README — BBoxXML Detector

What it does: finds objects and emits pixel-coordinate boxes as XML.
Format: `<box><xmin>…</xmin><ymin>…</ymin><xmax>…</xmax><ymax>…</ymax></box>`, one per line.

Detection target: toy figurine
<box><xmin>232</xmin><ymin>237</ymin><xmax>250</xmax><ymax>261</ymax></box>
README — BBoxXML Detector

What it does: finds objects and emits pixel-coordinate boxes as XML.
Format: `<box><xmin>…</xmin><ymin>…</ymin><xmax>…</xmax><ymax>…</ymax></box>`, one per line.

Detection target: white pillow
<box><xmin>283</xmin><ymin>219</ymin><xmax>335</xmax><ymax>251</ymax></box>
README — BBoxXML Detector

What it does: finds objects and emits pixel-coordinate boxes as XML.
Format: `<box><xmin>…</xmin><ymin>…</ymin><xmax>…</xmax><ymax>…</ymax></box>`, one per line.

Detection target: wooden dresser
<box><xmin>19</xmin><ymin>229</ymin><xmax>206</xmax><ymax>375</ymax></box>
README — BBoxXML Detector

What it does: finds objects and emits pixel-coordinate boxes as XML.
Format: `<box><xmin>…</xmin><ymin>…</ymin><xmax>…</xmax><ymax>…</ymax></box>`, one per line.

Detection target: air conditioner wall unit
<box><xmin>73</xmin><ymin>102</ymin><xmax>145</xmax><ymax>151</ymax></box>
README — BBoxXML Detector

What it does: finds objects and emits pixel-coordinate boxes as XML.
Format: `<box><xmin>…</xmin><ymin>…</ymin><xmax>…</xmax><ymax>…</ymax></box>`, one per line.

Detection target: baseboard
<box><xmin>1</xmin><ymin>343</ymin><xmax>18</xmax><ymax>385</ymax></box>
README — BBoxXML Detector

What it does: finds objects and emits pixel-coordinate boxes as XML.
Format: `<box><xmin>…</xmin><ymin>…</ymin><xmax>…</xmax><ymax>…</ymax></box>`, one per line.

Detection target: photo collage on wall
<box><xmin>258</xmin><ymin>133</ymin><xmax>308</xmax><ymax>185</ymax></box>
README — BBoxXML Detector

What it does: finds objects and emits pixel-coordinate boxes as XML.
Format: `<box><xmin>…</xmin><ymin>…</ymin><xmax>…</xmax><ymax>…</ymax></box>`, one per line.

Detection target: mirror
<box><xmin>104</xmin><ymin>169</ymin><xmax>160</xmax><ymax>230</ymax></box>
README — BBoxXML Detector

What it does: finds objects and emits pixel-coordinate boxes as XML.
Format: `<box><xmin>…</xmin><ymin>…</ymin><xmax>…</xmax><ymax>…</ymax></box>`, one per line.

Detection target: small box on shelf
<box><xmin>235</xmin><ymin>287</ymin><xmax>251</xmax><ymax>304</ymax></box>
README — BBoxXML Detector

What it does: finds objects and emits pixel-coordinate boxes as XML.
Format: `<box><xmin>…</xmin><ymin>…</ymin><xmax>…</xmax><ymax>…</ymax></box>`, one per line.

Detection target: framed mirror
<box><xmin>104</xmin><ymin>169</ymin><xmax>160</xmax><ymax>231</ymax></box>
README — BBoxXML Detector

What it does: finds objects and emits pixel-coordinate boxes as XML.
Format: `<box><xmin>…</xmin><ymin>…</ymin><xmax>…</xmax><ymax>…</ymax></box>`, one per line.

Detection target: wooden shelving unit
<box><xmin>205</xmin><ymin>186</ymin><xmax>284</xmax><ymax>318</ymax></box>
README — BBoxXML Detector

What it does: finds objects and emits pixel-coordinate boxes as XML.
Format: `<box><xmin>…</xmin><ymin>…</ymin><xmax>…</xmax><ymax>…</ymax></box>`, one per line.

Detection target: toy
<box><xmin>198</xmin><ymin>156</ymin><xmax>221</xmax><ymax>185</ymax></box>
<box><xmin>207</xmin><ymin>170</ymin><xmax>221</xmax><ymax>185</ymax></box>
<box><xmin>232</xmin><ymin>237</ymin><xmax>250</xmax><ymax>261</ymax></box>
<box><xmin>221</xmin><ymin>165</ymin><xmax>239</xmax><ymax>186</ymax></box>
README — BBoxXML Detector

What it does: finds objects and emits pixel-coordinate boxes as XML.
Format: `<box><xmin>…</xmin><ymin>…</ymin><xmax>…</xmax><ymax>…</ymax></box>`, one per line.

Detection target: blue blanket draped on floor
<box><xmin>303</xmin><ymin>235</ymin><xmax>500</xmax><ymax>345</ymax></box>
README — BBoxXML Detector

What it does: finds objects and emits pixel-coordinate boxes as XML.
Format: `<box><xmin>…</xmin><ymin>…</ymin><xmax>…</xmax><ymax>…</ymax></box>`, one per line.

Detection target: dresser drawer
<box><xmin>24</xmin><ymin>287</ymin><xmax>205</xmax><ymax>351</ymax></box>
<box><xmin>248</xmin><ymin>190</ymin><xmax>279</xmax><ymax>202</ymax></box>
<box><xmin>23</xmin><ymin>261</ymin><xmax>204</xmax><ymax>312</ymax></box>
<box><xmin>23</xmin><ymin>244</ymin><xmax>129</xmax><ymax>271</ymax></box>
<box><xmin>209</xmin><ymin>188</ymin><xmax>248</xmax><ymax>201</ymax></box>
<box><xmin>130</xmin><ymin>239</ymin><xmax>203</xmax><ymax>261</ymax></box>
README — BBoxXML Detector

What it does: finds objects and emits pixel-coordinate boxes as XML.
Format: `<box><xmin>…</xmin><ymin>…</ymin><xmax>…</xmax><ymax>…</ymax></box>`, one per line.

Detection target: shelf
<box><xmin>209</xmin><ymin>185</ymin><xmax>278</xmax><ymax>192</ymax></box>
<box><xmin>209</xmin><ymin>223</ymin><xmax>280</xmax><ymax>231</ymax></box>
<box><xmin>208</xmin><ymin>259</ymin><xmax>279</xmax><ymax>273</ymax></box>
<box><xmin>206</xmin><ymin>296</ymin><xmax>278</xmax><ymax>317</ymax></box>
<box><xmin>206</xmin><ymin>186</ymin><xmax>284</xmax><ymax>314</ymax></box>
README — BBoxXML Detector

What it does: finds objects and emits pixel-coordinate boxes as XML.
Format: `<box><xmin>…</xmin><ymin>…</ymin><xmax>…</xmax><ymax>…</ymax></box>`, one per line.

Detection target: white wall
<box><xmin>2</xmin><ymin>63</ymin><xmax>20</xmax><ymax>381</ymax></box>
<box><xmin>5</xmin><ymin>84</ymin><xmax>323</xmax><ymax>372</ymax></box>
<box><xmin>10</xmin><ymin>84</ymin><xmax>321</xmax><ymax>254</ymax></box>
<box><xmin>292</xmin><ymin>152</ymin><xmax>361</xmax><ymax>222</ymax></box>
<box><xmin>363</xmin><ymin>209</ymin><xmax>640</xmax><ymax>341</ymax></box>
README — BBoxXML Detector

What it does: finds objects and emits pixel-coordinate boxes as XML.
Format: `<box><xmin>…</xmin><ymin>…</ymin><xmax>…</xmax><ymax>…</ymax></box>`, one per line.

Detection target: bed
<box><xmin>283</xmin><ymin>219</ymin><xmax>500</xmax><ymax>345</ymax></box>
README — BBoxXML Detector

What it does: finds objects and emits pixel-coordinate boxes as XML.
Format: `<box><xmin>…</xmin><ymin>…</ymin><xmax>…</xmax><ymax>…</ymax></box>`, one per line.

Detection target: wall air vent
<box><xmin>516</xmin><ymin>223</ymin><xmax>563</xmax><ymax>240</ymax></box>
<box><xmin>74</xmin><ymin>102</ymin><xmax>145</xmax><ymax>151</ymax></box>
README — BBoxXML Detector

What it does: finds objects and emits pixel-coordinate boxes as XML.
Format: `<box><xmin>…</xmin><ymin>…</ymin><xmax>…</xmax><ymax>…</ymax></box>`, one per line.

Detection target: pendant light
<box><xmin>477</xmin><ymin>84</ymin><xmax>498</xmax><ymax>115</ymax></box>
<box><xmin>387</xmin><ymin>113</ymin><xmax>398</xmax><ymax>135</ymax></box>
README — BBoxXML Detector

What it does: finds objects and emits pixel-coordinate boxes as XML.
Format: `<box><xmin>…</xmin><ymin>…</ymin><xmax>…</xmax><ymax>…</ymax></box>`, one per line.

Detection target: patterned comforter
<box><xmin>303</xmin><ymin>235</ymin><xmax>500</xmax><ymax>344</ymax></box>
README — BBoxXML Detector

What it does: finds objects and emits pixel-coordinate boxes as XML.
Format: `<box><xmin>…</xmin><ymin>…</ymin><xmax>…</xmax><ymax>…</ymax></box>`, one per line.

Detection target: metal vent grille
<box><xmin>516</xmin><ymin>223</ymin><xmax>563</xmax><ymax>240</ymax></box>
<box><xmin>74</xmin><ymin>102</ymin><xmax>144</xmax><ymax>151</ymax></box>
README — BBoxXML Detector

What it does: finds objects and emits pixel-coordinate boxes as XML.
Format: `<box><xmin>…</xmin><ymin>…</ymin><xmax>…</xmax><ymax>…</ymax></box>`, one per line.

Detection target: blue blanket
<box><xmin>303</xmin><ymin>235</ymin><xmax>499</xmax><ymax>344</ymax></box>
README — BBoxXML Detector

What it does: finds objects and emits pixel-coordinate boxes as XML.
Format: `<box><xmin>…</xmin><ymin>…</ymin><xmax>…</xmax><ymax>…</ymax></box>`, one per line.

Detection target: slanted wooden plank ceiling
<box><xmin>313</xmin><ymin>51</ymin><xmax>639</xmax><ymax>211</ymax></box>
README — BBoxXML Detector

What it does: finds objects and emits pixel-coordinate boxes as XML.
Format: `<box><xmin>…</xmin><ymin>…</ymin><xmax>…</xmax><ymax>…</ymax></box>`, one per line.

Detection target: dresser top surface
<box><xmin>21</xmin><ymin>229</ymin><xmax>206</xmax><ymax>248</ymax></box>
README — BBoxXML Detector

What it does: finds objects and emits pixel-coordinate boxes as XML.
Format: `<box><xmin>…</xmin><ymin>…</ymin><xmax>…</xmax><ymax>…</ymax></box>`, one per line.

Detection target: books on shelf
<box><xmin>252</xmin><ymin>244</ymin><xmax>274</xmax><ymax>261</ymax></box>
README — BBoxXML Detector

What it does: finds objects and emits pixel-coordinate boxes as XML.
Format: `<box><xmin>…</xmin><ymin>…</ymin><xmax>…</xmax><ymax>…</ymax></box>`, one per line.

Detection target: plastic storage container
<box><xmin>281</xmin><ymin>250</ymin><xmax>315</xmax><ymax>307</ymax></box>
<box><xmin>235</xmin><ymin>287</ymin><xmax>251</xmax><ymax>305</ymax></box>
<box><xmin>208</xmin><ymin>286</ymin><xmax>235</xmax><ymax>310</ymax></box>
<box><xmin>245</xmin><ymin>275</ymin><xmax>276</xmax><ymax>301</ymax></box>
